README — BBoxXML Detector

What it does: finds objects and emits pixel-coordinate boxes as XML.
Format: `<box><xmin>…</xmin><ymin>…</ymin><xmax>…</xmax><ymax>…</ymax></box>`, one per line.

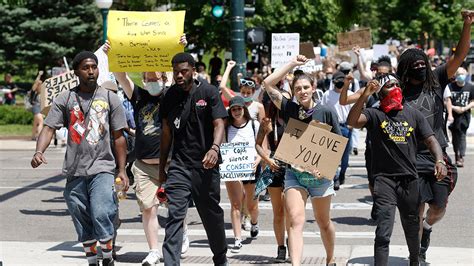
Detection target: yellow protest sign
<box><xmin>107</xmin><ymin>10</ymin><xmax>185</xmax><ymax>72</ymax></box>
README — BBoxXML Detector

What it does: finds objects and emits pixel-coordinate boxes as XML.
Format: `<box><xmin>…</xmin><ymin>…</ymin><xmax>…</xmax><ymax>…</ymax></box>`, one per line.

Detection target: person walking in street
<box><xmin>224</xmin><ymin>96</ymin><xmax>261</xmax><ymax>253</ymax></box>
<box><xmin>396</xmin><ymin>10</ymin><xmax>472</xmax><ymax>262</ymax></box>
<box><xmin>159</xmin><ymin>52</ymin><xmax>228</xmax><ymax>266</ymax></box>
<box><xmin>31</xmin><ymin>51</ymin><xmax>128</xmax><ymax>266</ymax></box>
<box><xmin>347</xmin><ymin>74</ymin><xmax>447</xmax><ymax>266</ymax></box>
<box><xmin>447</xmin><ymin>67</ymin><xmax>474</xmax><ymax>167</ymax></box>
<box><xmin>263</xmin><ymin>55</ymin><xmax>340</xmax><ymax>266</ymax></box>
<box><xmin>104</xmin><ymin>35</ymin><xmax>190</xmax><ymax>265</ymax></box>
<box><xmin>29</xmin><ymin>71</ymin><xmax>44</xmax><ymax>141</ymax></box>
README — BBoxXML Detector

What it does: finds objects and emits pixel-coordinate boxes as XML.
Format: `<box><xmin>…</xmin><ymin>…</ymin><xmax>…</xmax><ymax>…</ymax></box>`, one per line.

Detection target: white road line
<box><xmin>116</xmin><ymin>228</ymin><xmax>375</xmax><ymax>239</ymax></box>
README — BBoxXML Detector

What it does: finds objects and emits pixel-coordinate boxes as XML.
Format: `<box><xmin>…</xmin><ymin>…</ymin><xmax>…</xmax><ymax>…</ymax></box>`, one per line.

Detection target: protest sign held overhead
<box><xmin>271</xmin><ymin>33</ymin><xmax>300</xmax><ymax>68</ymax></box>
<box><xmin>107</xmin><ymin>10</ymin><xmax>185</xmax><ymax>72</ymax></box>
<box><xmin>220</xmin><ymin>142</ymin><xmax>257</xmax><ymax>181</ymax></box>
<box><xmin>337</xmin><ymin>28</ymin><xmax>372</xmax><ymax>52</ymax></box>
<box><xmin>274</xmin><ymin>118</ymin><xmax>348</xmax><ymax>180</ymax></box>
<box><xmin>40</xmin><ymin>71</ymin><xmax>79</xmax><ymax>115</ymax></box>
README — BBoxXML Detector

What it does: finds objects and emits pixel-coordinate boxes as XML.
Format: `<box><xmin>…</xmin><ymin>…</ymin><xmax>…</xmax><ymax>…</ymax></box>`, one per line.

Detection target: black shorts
<box><xmin>268</xmin><ymin>159</ymin><xmax>286</xmax><ymax>188</ymax></box>
<box><xmin>242</xmin><ymin>164</ymin><xmax>261</xmax><ymax>185</ymax></box>
<box><xmin>419</xmin><ymin>153</ymin><xmax>458</xmax><ymax>209</ymax></box>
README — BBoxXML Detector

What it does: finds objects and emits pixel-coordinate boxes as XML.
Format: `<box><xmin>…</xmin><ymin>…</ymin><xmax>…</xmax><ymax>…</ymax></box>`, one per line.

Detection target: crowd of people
<box><xmin>28</xmin><ymin>10</ymin><xmax>474</xmax><ymax>266</ymax></box>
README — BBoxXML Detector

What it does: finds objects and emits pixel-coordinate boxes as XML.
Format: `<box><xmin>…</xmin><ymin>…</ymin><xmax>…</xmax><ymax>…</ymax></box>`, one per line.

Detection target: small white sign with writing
<box><xmin>271</xmin><ymin>33</ymin><xmax>300</xmax><ymax>68</ymax></box>
<box><xmin>219</xmin><ymin>142</ymin><xmax>257</xmax><ymax>181</ymax></box>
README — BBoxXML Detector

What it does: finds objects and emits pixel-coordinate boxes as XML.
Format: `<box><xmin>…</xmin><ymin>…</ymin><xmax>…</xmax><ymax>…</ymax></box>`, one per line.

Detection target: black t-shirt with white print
<box><xmin>129</xmin><ymin>85</ymin><xmax>162</xmax><ymax>160</ymax></box>
<box><xmin>403</xmin><ymin>64</ymin><xmax>449</xmax><ymax>173</ymax></box>
<box><xmin>362</xmin><ymin>106</ymin><xmax>434</xmax><ymax>179</ymax></box>
<box><xmin>449</xmin><ymin>82</ymin><xmax>474</xmax><ymax>131</ymax></box>
<box><xmin>160</xmin><ymin>79</ymin><xmax>228</xmax><ymax>168</ymax></box>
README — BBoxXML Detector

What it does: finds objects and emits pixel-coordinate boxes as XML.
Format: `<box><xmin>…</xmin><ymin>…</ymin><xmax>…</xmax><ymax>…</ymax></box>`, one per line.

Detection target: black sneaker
<box><xmin>102</xmin><ymin>258</ymin><xmax>115</xmax><ymax>266</ymax></box>
<box><xmin>275</xmin><ymin>245</ymin><xmax>286</xmax><ymax>263</ymax></box>
<box><xmin>370</xmin><ymin>204</ymin><xmax>376</xmax><ymax>221</ymax></box>
<box><xmin>334</xmin><ymin>180</ymin><xmax>340</xmax><ymax>191</ymax></box>
<box><xmin>353</xmin><ymin>147</ymin><xmax>358</xmax><ymax>155</ymax></box>
<box><xmin>419</xmin><ymin>227</ymin><xmax>432</xmax><ymax>261</ymax></box>
<box><xmin>250</xmin><ymin>222</ymin><xmax>259</xmax><ymax>238</ymax></box>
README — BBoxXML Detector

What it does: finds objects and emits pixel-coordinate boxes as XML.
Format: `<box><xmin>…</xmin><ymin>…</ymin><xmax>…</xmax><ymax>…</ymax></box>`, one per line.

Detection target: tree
<box><xmin>0</xmin><ymin>0</ymin><xmax>102</xmax><ymax>77</ymax></box>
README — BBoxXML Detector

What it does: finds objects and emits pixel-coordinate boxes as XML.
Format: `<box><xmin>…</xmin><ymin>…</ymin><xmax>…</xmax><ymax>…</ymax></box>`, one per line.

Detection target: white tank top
<box><xmin>247</xmin><ymin>101</ymin><xmax>260</xmax><ymax>121</ymax></box>
<box><xmin>227</xmin><ymin>120</ymin><xmax>259</xmax><ymax>145</ymax></box>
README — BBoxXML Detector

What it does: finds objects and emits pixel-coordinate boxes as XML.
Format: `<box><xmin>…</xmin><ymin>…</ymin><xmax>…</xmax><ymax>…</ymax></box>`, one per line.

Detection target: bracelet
<box><xmin>212</xmin><ymin>143</ymin><xmax>220</xmax><ymax>150</ymax></box>
<box><xmin>210</xmin><ymin>147</ymin><xmax>219</xmax><ymax>153</ymax></box>
<box><xmin>34</xmin><ymin>151</ymin><xmax>43</xmax><ymax>156</ymax></box>
<box><xmin>436</xmin><ymin>159</ymin><xmax>446</xmax><ymax>166</ymax></box>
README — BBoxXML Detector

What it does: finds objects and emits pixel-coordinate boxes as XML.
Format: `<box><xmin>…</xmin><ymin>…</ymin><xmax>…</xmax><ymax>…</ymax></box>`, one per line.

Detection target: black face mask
<box><xmin>334</xmin><ymin>81</ymin><xmax>345</xmax><ymax>89</ymax></box>
<box><xmin>408</xmin><ymin>67</ymin><xmax>427</xmax><ymax>82</ymax></box>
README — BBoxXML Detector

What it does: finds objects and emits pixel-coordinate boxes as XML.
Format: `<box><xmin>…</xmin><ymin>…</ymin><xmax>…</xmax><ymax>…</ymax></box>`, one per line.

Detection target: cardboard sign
<box><xmin>271</xmin><ymin>33</ymin><xmax>300</xmax><ymax>68</ymax></box>
<box><xmin>40</xmin><ymin>71</ymin><xmax>79</xmax><ymax>115</ymax></box>
<box><xmin>337</xmin><ymin>28</ymin><xmax>372</xmax><ymax>52</ymax></box>
<box><xmin>300</xmin><ymin>42</ymin><xmax>316</xmax><ymax>59</ymax></box>
<box><xmin>219</xmin><ymin>142</ymin><xmax>257</xmax><ymax>181</ymax></box>
<box><xmin>107</xmin><ymin>10</ymin><xmax>185</xmax><ymax>72</ymax></box>
<box><xmin>274</xmin><ymin>118</ymin><xmax>348</xmax><ymax>179</ymax></box>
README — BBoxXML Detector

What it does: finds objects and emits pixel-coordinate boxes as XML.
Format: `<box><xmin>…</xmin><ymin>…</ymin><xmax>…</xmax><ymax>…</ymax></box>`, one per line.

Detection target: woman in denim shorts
<box><xmin>262</xmin><ymin>55</ymin><xmax>341</xmax><ymax>265</ymax></box>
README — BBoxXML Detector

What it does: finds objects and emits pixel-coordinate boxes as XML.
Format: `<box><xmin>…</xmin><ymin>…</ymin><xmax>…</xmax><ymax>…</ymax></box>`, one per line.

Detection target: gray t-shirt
<box><xmin>44</xmin><ymin>86</ymin><xmax>127</xmax><ymax>180</ymax></box>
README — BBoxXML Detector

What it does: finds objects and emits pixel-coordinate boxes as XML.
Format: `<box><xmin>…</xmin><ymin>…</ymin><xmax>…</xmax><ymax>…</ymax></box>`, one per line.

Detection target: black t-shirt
<box><xmin>161</xmin><ymin>80</ymin><xmax>228</xmax><ymax>168</ymax></box>
<box><xmin>209</xmin><ymin>57</ymin><xmax>223</xmax><ymax>76</ymax></box>
<box><xmin>449</xmin><ymin>82</ymin><xmax>474</xmax><ymax>131</ymax></box>
<box><xmin>403</xmin><ymin>64</ymin><xmax>449</xmax><ymax>173</ymax></box>
<box><xmin>280</xmin><ymin>97</ymin><xmax>341</xmax><ymax>135</ymax></box>
<box><xmin>362</xmin><ymin>106</ymin><xmax>434</xmax><ymax>178</ymax></box>
<box><xmin>128</xmin><ymin>85</ymin><xmax>162</xmax><ymax>160</ymax></box>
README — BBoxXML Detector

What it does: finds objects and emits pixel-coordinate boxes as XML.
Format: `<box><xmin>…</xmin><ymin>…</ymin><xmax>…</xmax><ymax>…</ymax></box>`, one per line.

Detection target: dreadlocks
<box><xmin>396</xmin><ymin>48</ymin><xmax>439</xmax><ymax>92</ymax></box>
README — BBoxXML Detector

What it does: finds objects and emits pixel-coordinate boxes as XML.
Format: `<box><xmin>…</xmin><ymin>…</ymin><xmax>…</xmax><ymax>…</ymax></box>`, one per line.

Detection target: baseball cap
<box><xmin>229</xmin><ymin>96</ymin><xmax>245</xmax><ymax>108</ymax></box>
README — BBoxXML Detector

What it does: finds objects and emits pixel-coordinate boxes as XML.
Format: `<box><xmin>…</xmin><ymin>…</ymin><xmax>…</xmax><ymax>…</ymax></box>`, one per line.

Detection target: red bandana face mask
<box><xmin>379</xmin><ymin>87</ymin><xmax>403</xmax><ymax>113</ymax></box>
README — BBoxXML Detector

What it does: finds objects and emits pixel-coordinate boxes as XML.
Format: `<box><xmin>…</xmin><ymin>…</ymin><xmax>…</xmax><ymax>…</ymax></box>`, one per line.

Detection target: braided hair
<box><xmin>396</xmin><ymin>48</ymin><xmax>438</xmax><ymax>92</ymax></box>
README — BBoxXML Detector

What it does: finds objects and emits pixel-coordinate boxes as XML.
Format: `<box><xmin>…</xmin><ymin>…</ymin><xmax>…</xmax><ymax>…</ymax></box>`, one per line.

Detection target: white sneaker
<box><xmin>231</xmin><ymin>238</ymin><xmax>242</xmax><ymax>253</ymax></box>
<box><xmin>181</xmin><ymin>229</ymin><xmax>190</xmax><ymax>258</ymax></box>
<box><xmin>242</xmin><ymin>215</ymin><xmax>251</xmax><ymax>231</ymax></box>
<box><xmin>142</xmin><ymin>250</ymin><xmax>160</xmax><ymax>266</ymax></box>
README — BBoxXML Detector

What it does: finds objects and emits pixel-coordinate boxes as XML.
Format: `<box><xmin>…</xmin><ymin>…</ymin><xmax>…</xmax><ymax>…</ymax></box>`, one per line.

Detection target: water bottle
<box><xmin>115</xmin><ymin>177</ymin><xmax>126</xmax><ymax>200</ymax></box>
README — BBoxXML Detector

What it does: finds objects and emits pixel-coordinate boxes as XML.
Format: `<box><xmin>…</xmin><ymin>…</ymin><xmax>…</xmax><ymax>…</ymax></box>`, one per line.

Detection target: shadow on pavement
<box><xmin>332</xmin><ymin>216</ymin><xmax>376</xmax><ymax>226</ymax></box>
<box><xmin>348</xmin><ymin>256</ymin><xmax>411</xmax><ymax>265</ymax></box>
<box><xmin>47</xmin><ymin>241</ymin><xmax>83</xmax><ymax>252</ymax></box>
<box><xmin>19</xmin><ymin>208</ymin><xmax>69</xmax><ymax>216</ymax></box>
<box><xmin>0</xmin><ymin>174</ymin><xmax>64</xmax><ymax>203</ymax></box>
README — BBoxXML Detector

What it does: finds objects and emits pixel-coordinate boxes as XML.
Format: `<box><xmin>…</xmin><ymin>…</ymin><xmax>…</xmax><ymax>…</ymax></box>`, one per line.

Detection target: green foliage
<box><xmin>0</xmin><ymin>105</ymin><xmax>33</xmax><ymax>125</ymax></box>
<box><xmin>0</xmin><ymin>0</ymin><xmax>102</xmax><ymax>76</ymax></box>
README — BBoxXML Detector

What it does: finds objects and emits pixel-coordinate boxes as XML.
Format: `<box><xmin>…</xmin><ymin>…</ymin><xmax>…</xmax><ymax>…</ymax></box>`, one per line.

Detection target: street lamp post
<box><xmin>95</xmin><ymin>0</ymin><xmax>113</xmax><ymax>44</ymax></box>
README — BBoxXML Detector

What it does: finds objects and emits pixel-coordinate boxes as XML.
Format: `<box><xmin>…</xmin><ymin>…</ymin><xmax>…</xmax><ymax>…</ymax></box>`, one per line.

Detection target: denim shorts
<box><xmin>64</xmin><ymin>172</ymin><xmax>118</xmax><ymax>242</ymax></box>
<box><xmin>283</xmin><ymin>169</ymin><xmax>335</xmax><ymax>198</ymax></box>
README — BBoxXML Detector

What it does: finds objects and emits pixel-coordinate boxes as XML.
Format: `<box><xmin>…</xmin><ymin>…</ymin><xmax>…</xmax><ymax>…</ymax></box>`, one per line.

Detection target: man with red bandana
<box><xmin>347</xmin><ymin>74</ymin><xmax>447</xmax><ymax>266</ymax></box>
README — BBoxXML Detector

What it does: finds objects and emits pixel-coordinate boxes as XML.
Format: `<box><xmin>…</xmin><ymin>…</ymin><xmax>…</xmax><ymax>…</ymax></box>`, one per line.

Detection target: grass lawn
<box><xmin>0</xmin><ymin>124</ymin><xmax>32</xmax><ymax>137</ymax></box>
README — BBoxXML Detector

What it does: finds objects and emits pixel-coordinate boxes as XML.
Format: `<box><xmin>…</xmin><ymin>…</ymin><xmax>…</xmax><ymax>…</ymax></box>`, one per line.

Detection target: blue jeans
<box><xmin>334</xmin><ymin>124</ymin><xmax>352</xmax><ymax>183</ymax></box>
<box><xmin>64</xmin><ymin>173</ymin><xmax>118</xmax><ymax>242</ymax></box>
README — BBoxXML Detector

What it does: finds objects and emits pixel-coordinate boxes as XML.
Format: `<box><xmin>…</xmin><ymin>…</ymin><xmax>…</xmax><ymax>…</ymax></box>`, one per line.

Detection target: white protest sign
<box><xmin>219</xmin><ymin>142</ymin><xmax>257</xmax><ymax>181</ymax></box>
<box><xmin>40</xmin><ymin>71</ymin><xmax>79</xmax><ymax>115</ymax></box>
<box><xmin>271</xmin><ymin>33</ymin><xmax>300</xmax><ymax>68</ymax></box>
<box><xmin>95</xmin><ymin>45</ymin><xmax>116</xmax><ymax>86</ymax></box>
<box><xmin>294</xmin><ymin>59</ymin><xmax>323</xmax><ymax>74</ymax></box>
<box><xmin>373</xmin><ymin>44</ymin><xmax>389</xmax><ymax>61</ymax></box>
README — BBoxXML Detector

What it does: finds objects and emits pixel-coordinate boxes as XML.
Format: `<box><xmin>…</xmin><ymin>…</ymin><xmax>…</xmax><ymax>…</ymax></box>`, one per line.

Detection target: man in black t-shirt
<box><xmin>347</xmin><ymin>74</ymin><xmax>446</xmax><ymax>266</ymax></box>
<box><xmin>209</xmin><ymin>51</ymin><xmax>223</xmax><ymax>83</ymax></box>
<box><xmin>448</xmin><ymin>67</ymin><xmax>474</xmax><ymax>167</ymax></box>
<box><xmin>396</xmin><ymin>11</ymin><xmax>472</xmax><ymax>261</ymax></box>
<box><xmin>159</xmin><ymin>53</ymin><xmax>228</xmax><ymax>266</ymax></box>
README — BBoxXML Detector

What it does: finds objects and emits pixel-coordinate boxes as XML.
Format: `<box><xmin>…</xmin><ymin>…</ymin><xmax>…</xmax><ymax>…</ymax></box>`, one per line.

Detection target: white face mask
<box><xmin>144</xmin><ymin>81</ymin><xmax>164</xmax><ymax>96</ymax></box>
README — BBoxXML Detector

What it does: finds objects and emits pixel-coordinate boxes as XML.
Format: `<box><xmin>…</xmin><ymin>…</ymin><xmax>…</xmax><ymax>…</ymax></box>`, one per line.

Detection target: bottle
<box><xmin>115</xmin><ymin>177</ymin><xmax>126</xmax><ymax>200</ymax></box>
<box><xmin>156</xmin><ymin>187</ymin><xmax>167</xmax><ymax>203</ymax></box>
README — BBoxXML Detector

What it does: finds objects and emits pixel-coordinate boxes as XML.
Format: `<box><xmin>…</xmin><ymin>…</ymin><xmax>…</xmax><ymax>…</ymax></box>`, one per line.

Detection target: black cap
<box><xmin>229</xmin><ymin>96</ymin><xmax>245</xmax><ymax>108</ymax></box>
<box><xmin>72</xmin><ymin>51</ymin><xmax>98</xmax><ymax>70</ymax></box>
<box><xmin>332</xmin><ymin>71</ymin><xmax>345</xmax><ymax>81</ymax></box>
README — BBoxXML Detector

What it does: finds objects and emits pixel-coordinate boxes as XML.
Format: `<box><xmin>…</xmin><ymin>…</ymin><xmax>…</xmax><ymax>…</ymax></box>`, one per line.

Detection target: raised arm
<box><xmin>219</xmin><ymin>60</ymin><xmax>237</xmax><ymax>100</ymax></box>
<box><xmin>103</xmin><ymin>40</ymin><xmax>135</xmax><ymax>99</ymax></box>
<box><xmin>262</xmin><ymin>55</ymin><xmax>309</xmax><ymax>109</ymax></box>
<box><xmin>347</xmin><ymin>80</ymin><xmax>379</xmax><ymax>128</ymax></box>
<box><xmin>353</xmin><ymin>46</ymin><xmax>372</xmax><ymax>81</ymax></box>
<box><xmin>446</xmin><ymin>11</ymin><xmax>473</xmax><ymax>77</ymax></box>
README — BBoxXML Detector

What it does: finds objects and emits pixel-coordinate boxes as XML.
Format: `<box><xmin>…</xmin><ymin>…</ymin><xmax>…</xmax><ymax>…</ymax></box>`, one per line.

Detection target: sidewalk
<box><xmin>1</xmin><ymin>241</ymin><xmax>473</xmax><ymax>265</ymax></box>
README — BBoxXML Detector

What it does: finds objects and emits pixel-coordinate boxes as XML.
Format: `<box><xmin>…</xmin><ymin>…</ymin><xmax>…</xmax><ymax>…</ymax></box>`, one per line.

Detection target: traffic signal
<box><xmin>244</xmin><ymin>0</ymin><xmax>255</xmax><ymax>17</ymax></box>
<box><xmin>211</xmin><ymin>0</ymin><xmax>225</xmax><ymax>19</ymax></box>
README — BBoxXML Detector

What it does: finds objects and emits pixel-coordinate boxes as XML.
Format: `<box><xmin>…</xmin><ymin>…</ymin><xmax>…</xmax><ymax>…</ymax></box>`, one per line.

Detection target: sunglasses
<box><xmin>240</xmin><ymin>79</ymin><xmax>256</xmax><ymax>88</ymax></box>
